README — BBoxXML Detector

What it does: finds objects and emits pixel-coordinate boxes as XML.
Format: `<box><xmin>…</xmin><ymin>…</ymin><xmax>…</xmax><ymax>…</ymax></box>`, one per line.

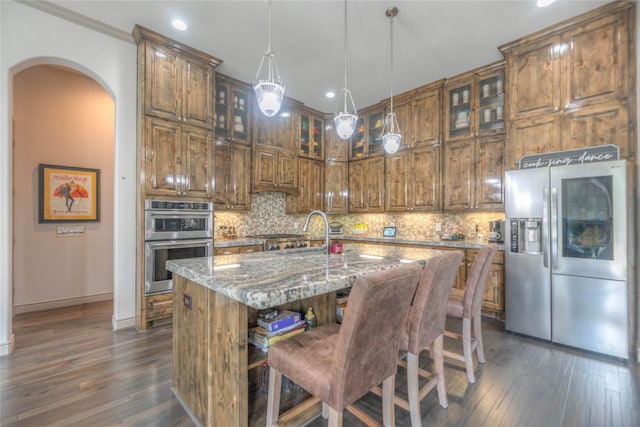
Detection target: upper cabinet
<box><xmin>445</xmin><ymin>62</ymin><xmax>505</xmax><ymax>141</ymax></box>
<box><xmin>134</xmin><ymin>25</ymin><xmax>221</xmax><ymax>199</ymax></box>
<box><xmin>252</xmin><ymin>99</ymin><xmax>300</xmax><ymax>194</ymax></box>
<box><xmin>324</xmin><ymin>116</ymin><xmax>349</xmax><ymax>162</ymax></box>
<box><xmin>349</xmin><ymin>104</ymin><xmax>385</xmax><ymax>160</ymax></box>
<box><xmin>500</xmin><ymin>1</ymin><xmax>635</xmax><ymax>167</ymax></box>
<box><xmin>254</xmin><ymin>98</ymin><xmax>297</xmax><ymax>152</ymax></box>
<box><xmin>215</xmin><ymin>73</ymin><xmax>252</xmax><ymax>145</ymax></box>
<box><xmin>443</xmin><ymin>62</ymin><xmax>505</xmax><ymax>211</ymax></box>
<box><xmin>214</xmin><ymin>139</ymin><xmax>251</xmax><ymax>211</ymax></box>
<box><xmin>386</xmin><ymin>80</ymin><xmax>444</xmax><ymax>151</ymax></box>
<box><xmin>298</xmin><ymin>107</ymin><xmax>324</xmax><ymax>160</ymax></box>
<box><xmin>135</xmin><ymin>27</ymin><xmax>219</xmax><ymax>130</ymax></box>
<box><xmin>349</xmin><ymin>156</ymin><xmax>385</xmax><ymax>213</ymax></box>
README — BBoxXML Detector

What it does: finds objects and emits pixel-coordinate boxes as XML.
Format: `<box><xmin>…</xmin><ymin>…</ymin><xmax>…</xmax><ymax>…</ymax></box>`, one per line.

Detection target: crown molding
<box><xmin>17</xmin><ymin>0</ymin><xmax>134</xmax><ymax>44</ymax></box>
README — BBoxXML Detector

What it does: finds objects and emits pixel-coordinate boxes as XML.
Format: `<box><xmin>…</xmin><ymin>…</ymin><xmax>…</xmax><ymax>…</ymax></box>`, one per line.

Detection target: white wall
<box><xmin>0</xmin><ymin>1</ymin><xmax>137</xmax><ymax>355</ymax></box>
<box><xmin>13</xmin><ymin>65</ymin><xmax>114</xmax><ymax>308</ymax></box>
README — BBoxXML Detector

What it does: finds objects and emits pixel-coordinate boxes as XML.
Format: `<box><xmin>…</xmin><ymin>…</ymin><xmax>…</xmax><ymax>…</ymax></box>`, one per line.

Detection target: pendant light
<box><xmin>381</xmin><ymin>6</ymin><xmax>402</xmax><ymax>154</ymax></box>
<box><xmin>254</xmin><ymin>0</ymin><xmax>285</xmax><ymax>117</ymax></box>
<box><xmin>334</xmin><ymin>0</ymin><xmax>358</xmax><ymax>139</ymax></box>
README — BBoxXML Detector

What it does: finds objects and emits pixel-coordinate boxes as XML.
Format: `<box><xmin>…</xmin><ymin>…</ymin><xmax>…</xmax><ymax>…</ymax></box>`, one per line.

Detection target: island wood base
<box><xmin>172</xmin><ymin>274</ymin><xmax>336</xmax><ymax>426</ymax></box>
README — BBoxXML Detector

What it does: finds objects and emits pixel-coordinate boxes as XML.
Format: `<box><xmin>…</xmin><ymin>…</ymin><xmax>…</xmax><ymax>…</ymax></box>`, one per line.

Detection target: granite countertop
<box><xmin>213</xmin><ymin>235</ymin><xmax>506</xmax><ymax>251</ymax></box>
<box><xmin>166</xmin><ymin>243</ymin><xmax>446</xmax><ymax>310</ymax></box>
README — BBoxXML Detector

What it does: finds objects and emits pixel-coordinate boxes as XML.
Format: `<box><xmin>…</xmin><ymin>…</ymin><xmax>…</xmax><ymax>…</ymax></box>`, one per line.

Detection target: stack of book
<box><xmin>249</xmin><ymin>310</ymin><xmax>305</xmax><ymax>352</ymax></box>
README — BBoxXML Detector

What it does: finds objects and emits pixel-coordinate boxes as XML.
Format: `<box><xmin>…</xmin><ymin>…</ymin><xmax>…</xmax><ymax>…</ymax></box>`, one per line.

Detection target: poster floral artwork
<box><xmin>39</xmin><ymin>164</ymin><xmax>100</xmax><ymax>222</ymax></box>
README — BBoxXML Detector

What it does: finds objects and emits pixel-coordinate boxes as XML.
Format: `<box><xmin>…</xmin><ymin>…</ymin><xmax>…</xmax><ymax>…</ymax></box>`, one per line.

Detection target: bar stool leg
<box><xmin>406</xmin><ymin>352</ymin><xmax>421</xmax><ymax>427</ymax></box>
<box><xmin>462</xmin><ymin>318</ymin><xmax>475</xmax><ymax>383</ymax></box>
<box><xmin>266</xmin><ymin>367</ymin><xmax>282</xmax><ymax>426</ymax></box>
<box><xmin>382</xmin><ymin>375</ymin><xmax>396</xmax><ymax>427</ymax></box>
<box><xmin>433</xmin><ymin>335</ymin><xmax>448</xmax><ymax>408</ymax></box>
<box><xmin>474</xmin><ymin>311</ymin><xmax>486</xmax><ymax>363</ymax></box>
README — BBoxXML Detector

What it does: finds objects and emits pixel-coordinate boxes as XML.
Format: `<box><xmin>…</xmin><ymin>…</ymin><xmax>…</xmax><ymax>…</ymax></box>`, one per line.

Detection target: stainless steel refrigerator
<box><xmin>505</xmin><ymin>160</ymin><xmax>628</xmax><ymax>359</ymax></box>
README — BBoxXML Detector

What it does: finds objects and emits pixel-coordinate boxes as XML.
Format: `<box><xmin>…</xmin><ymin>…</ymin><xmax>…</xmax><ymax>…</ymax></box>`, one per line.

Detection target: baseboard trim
<box><xmin>0</xmin><ymin>334</ymin><xmax>15</xmax><ymax>356</ymax></box>
<box><xmin>112</xmin><ymin>316</ymin><xmax>136</xmax><ymax>330</ymax></box>
<box><xmin>14</xmin><ymin>293</ymin><xmax>113</xmax><ymax>315</ymax></box>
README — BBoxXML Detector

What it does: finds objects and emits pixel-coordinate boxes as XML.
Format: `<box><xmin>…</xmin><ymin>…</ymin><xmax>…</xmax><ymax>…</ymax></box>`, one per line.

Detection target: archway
<box><xmin>12</xmin><ymin>63</ymin><xmax>115</xmax><ymax>320</ymax></box>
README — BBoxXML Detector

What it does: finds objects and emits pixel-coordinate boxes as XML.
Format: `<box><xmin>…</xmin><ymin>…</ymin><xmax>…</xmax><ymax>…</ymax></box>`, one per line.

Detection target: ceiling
<box><xmin>45</xmin><ymin>0</ymin><xmax>611</xmax><ymax>112</ymax></box>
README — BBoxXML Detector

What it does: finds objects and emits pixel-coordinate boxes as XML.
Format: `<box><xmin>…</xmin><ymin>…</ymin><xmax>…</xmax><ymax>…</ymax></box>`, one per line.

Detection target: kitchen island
<box><xmin>166</xmin><ymin>243</ymin><xmax>444</xmax><ymax>427</ymax></box>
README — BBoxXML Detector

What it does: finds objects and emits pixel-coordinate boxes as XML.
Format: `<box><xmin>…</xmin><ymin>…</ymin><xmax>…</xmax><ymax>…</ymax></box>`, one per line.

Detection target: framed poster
<box><xmin>38</xmin><ymin>164</ymin><xmax>100</xmax><ymax>223</ymax></box>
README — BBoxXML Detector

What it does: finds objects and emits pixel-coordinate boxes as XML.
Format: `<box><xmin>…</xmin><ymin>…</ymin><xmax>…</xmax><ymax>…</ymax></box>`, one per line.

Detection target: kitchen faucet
<box><xmin>303</xmin><ymin>210</ymin><xmax>330</xmax><ymax>253</ymax></box>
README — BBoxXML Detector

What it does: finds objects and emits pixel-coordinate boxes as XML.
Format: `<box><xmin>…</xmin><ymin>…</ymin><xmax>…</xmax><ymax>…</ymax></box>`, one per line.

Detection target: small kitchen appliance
<box><xmin>329</xmin><ymin>222</ymin><xmax>343</xmax><ymax>235</ymax></box>
<box><xmin>488</xmin><ymin>220</ymin><xmax>504</xmax><ymax>243</ymax></box>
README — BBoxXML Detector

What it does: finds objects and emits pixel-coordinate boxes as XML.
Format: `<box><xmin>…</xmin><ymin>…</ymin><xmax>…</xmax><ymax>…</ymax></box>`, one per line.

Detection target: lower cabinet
<box><xmin>351</xmin><ymin>240</ymin><xmax>505</xmax><ymax>318</ymax></box>
<box><xmin>466</xmin><ymin>248</ymin><xmax>505</xmax><ymax>319</ymax></box>
<box><xmin>144</xmin><ymin>293</ymin><xmax>173</xmax><ymax>327</ymax></box>
<box><xmin>214</xmin><ymin>244</ymin><xmax>262</xmax><ymax>256</ymax></box>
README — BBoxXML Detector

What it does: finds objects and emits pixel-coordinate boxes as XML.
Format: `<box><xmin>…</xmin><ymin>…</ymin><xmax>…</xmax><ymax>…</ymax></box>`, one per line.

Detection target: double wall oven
<box><xmin>144</xmin><ymin>200</ymin><xmax>213</xmax><ymax>295</ymax></box>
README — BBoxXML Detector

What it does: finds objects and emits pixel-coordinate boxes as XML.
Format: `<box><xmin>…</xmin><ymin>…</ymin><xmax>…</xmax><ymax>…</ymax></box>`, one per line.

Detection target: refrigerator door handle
<box><xmin>551</xmin><ymin>186</ymin><xmax>558</xmax><ymax>269</ymax></box>
<box><xmin>542</xmin><ymin>187</ymin><xmax>549</xmax><ymax>269</ymax></box>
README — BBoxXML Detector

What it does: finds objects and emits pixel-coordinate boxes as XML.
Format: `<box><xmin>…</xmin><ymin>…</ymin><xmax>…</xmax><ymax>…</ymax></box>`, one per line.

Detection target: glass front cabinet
<box><xmin>298</xmin><ymin>107</ymin><xmax>324</xmax><ymax>160</ymax></box>
<box><xmin>215</xmin><ymin>73</ymin><xmax>251</xmax><ymax>145</ymax></box>
<box><xmin>349</xmin><ymin>105</ymin><xmax>385</xmax><ymax>160</ymax></box>
<box><xmin>444</xmin><ymin>62</ymin><xmax>505</xmax><ymax>141</ymax></box>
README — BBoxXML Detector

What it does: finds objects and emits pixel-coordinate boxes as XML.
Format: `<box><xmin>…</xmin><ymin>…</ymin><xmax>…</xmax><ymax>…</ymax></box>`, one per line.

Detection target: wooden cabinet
<box><xmin>348</xmin><ymin>157</ymin><xmax>384</xmax><ymax>213</ymax></box>
<box><xmin>466</xmin><ymin>249</ymin><xmax>505</xmax><ymax>319</ymax></box>
<box><xmin>324</xmin><ymin>117</ymin><xmax>349</xmax><ymax>214</ymax></box>
<box><xmin>214</xmin><ymin>139</ymin><xmax>251</xmax><ymax>211</ymax></box>
<box><xmin>385</xmin><ymin>80</ymin><xmax>444</xmax><ymax>151</ymax></box>
<box><xmin>443</xmin><ymin>134</ymin><xmax>504</xmax><ymax>211</ymax></box>
<box><xmin>253</xmin><ymin>99</ymin><xmax>299</xmax><ymax>193</ymax></box>
<box><xmin>500</xmin><ymin>1</ymin><xmax>635</xmax><ymax>167</ymax></box>
<box><xmin>385</xmin><ymin>146</ymin><xmax>441</xmax><ymax>212</ymax></box>
<box><xmin>298</xmin><ymin>107</ymin><xmax>324</xmax><ymax>160</ymax></box>
<box><xmin>254</xmin><ymin>99</ymin><xmax>297</xmax><ymax>152</ymax></box>
<box><xmin>253</xmin><ymin>146</ymin><xmax>298</xmax><ymax>193</ymax></box>
<box><xmin>443</xmin><ymin>62</ymin><xmax>505</xmax><ymax>211</ymax></box>
<box><xmin>325</xmin><ymin>161</ymin><xmax>348</xmax><ymax>214</ymax></box>
<box><xmin>444</xmin><ymin>61</ymin><xmax>505</xmax><ymax>141</ymax></box>
<box><xmin>324</xmin><ymin>116</ymin><xmax>350</xmax><ymax>162</ymax></box>
<box><xmin>135</xmin><ymin>26</ymin><xmax>221</xmax><ymax>330</ymax></box>
<box><xmin>144</xmin><ymin>293</ymin><xmax>173</xmax><ymax>325</ymax></box>
<box><xmin>144</xmin><ymin>117</ymin><xmax>214</xmax><ymax>198</ymax></box>
<box><xmin>286</xmin><ymin>158</ymin><xmax>324</xmax><ymax>213</ymax></box>
<box><xmin>135</xmin><ymin>25</ymin><xmax>221</xmax><ymax>200</ymax></box>
<box><xmin>136</xmin><ymin>27</ymin><xmax>218</xmax><ymax>129</ymax></box>
<box><xmin>215</xmin><ymin>244</ymin><xmax>262</xmax><ymax>256</ymax></box>
<box><xmin>349</xmin><ymin>105</ymin><xmax>385</xmax><ymax>160</ymax></box>
<box><xmin>214</xmin><ymin>73</ymin><xmax>252</xmax><ymax>145</ymax></box>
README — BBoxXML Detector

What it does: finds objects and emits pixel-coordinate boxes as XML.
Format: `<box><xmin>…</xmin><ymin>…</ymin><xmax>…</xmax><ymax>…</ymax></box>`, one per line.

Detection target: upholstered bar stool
<box><xmin>385</xmin><ymin>251</ymin><xmax>465</xmax><ymax>427</ymax></box>
<box><xmin>266</xmin><ymin>263</ymin><xmax>423</xmax><ymax>427</ymax></box>
<box><xmin>443</xmin><ymin>244</ymin><xmax>498</xmax><ymax>384</ymax></box>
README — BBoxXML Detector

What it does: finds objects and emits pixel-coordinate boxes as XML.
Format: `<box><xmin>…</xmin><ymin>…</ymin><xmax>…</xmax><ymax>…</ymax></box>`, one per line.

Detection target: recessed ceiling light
<box><xmin>172</xmin><ymin>19</ymin><xmax>188</xmax><ymax>31</ymax></box>
<box><xmin>326</xmin><ymin>91</ymin><xmax>336</xmax><ymax>99</ymax></box>
<box><xmin>537</xmin><ymin>0</ymin><xmax>556</xmax><ymax>7</ymax></box>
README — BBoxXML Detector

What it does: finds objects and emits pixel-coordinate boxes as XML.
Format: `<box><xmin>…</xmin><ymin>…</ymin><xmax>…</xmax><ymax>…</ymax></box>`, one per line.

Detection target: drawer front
<box><xmin>146</xmin><ymin>294</ymin><xmax>173</xmax><ymax>320</ymax></box>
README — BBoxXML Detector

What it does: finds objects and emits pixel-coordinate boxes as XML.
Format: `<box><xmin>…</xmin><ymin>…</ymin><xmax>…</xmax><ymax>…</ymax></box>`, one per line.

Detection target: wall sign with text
<box><xmin>518</xmin><ymin>145</ymin><xmax>619</xmax><ymax>169</ymax></box>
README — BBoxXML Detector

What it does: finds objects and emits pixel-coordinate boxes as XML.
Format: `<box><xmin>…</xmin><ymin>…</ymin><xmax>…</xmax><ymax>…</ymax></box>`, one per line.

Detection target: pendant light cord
<box><xmin>267</xmin><ymin>0</ymin><xmax>272</xmax><ymax>54</ymax></box>
<box><xmin>342</xmin><ymin>0</ymin><xmax>349</xmax><ymax>111</ymax></box>
<box><xmin>389</xmin><ymin>10</ymin><xmax>395</xmax><ymax>114</ymax></box>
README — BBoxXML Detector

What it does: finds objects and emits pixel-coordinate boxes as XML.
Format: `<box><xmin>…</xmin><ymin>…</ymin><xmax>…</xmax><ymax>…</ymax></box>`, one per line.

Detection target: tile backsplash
<box><xmin>215</xmin><ymin>192</ymin><xmax>505</xmax><ymax>242</ymax></box>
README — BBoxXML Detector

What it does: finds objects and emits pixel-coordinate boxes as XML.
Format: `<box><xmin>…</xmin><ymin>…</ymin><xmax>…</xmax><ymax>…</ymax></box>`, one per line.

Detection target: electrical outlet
<box><xmin>435</xmin><ymin>223</ymin><xmax>442</xmax><ymax>232</ymax></box>
<box><xmin>293</xmin><ymin>222</ymin><xmax>299</xmax><ymax>230</ymax></box>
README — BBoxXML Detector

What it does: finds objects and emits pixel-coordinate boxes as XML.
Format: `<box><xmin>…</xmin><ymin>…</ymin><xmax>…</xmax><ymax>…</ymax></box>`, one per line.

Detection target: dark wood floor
<box><xmin>1</xmin><ymin>301</ymin><xmax>638</xmax><ymax>426</ymax></box>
